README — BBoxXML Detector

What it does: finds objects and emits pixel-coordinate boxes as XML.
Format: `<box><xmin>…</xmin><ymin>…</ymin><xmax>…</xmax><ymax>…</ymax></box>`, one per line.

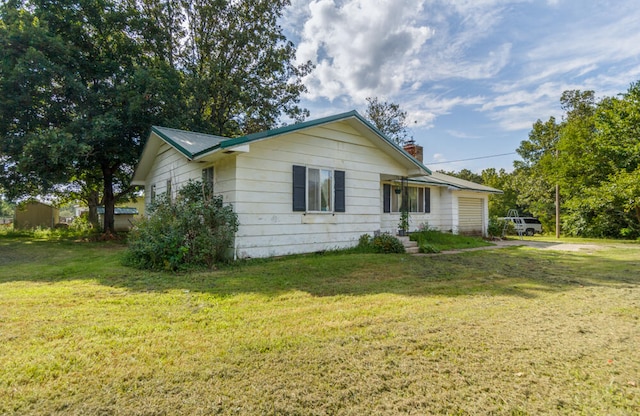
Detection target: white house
<box><xmin>132</xmin><ymin>111</ymin><xmax>501</xmax><ymax>259</ymax></box>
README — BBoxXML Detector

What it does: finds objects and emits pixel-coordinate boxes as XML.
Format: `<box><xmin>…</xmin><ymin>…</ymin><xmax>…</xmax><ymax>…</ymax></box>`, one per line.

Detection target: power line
<box><xmin>426</xmin><ymin>152</ymin><xmax>517</xmax><ymax>165</ymax></box>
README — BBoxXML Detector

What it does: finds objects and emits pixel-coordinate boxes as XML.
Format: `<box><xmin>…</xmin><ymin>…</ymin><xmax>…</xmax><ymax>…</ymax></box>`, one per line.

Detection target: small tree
<box><xmin>365</xmin><ymin>97</ymin><xmax>412</xmax><ymax>145</ymax></box>
<box><xmin>125</xmin><ymin>180</ymin><xmax>238</xmax><ymax>270</ymax></box>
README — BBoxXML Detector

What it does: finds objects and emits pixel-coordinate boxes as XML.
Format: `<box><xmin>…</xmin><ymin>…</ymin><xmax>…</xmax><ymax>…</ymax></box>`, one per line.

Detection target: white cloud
<box><xmin>464</xmin><ymin>1</ymin><xmax>640</xmax><ymax>133</ymax></box>
<box><xmin>292</xmin><ymin>0</ymin><xmax>515</xmax><ymax>116</ymax></box>
<box><xmin>445</xmin><ymin>129</ymin><xmax>482</xmax><ymax>139</ymax></box>
<box><xmin>286</xmin><ymin>0</ymin><xmax>640</xmax><ymax>168</ymax></box>
<box><xmin>296</xmin><ymin>0</ymin><xmax>434</xmax><ymax>102</ymax></box>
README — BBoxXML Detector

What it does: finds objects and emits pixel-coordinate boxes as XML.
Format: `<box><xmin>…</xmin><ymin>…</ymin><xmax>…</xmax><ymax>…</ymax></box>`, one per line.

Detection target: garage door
<box><xmin>458</xmin><ymin>197</ymin><xmax>483</xmax><ymax>235</ymax></box>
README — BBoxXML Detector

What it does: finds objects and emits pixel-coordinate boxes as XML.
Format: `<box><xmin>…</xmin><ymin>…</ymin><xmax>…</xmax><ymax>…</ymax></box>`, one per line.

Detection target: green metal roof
<box><xmin>151</xmin><ymin>126</ymin><xmax>227</xmax><ymax>160</ymax></box>
<box><xmin>146</xmin><ymin>111</ymin><xmax>431</xmax><ymax>175</ymax></box>
<box><xmin>219</xmin><ymin>111</ymin><xmax>363</xmax><ymax>149</ymax></box>
<box><xmin>409</xmin><ymin>172</ymin><xmax>503</xmax><ymax>194</ymax></box>
<box><xmin>97</xmin><ymin>207</ymin><xmax>139</xmax><ymax>215</ymax></box>
<box><xmin>217</xmin><ymin>111</ymin><xmax>432</xmax><ymax>174</ymax></box>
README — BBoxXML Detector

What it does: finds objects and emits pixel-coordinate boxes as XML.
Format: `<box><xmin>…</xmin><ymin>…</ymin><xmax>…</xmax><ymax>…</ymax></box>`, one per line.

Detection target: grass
<box><xmin>1</xmin><ymin>234</ymin><xmax>639</xmax><ymax>415</ymax></box>
<box><xmin>409</xmin><ymin>229</ymin><xmax>493</xmax><ymax>252</ymax></box>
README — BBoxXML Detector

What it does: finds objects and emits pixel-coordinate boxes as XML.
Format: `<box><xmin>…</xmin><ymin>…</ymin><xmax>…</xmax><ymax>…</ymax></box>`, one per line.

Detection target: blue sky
<box><xmin>282</xmin><ymin>0</ymin><xmax>640</xmax><ymax>172</ymax></box>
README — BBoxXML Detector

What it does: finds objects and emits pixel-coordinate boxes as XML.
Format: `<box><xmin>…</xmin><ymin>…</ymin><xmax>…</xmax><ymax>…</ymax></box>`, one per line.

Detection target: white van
<box><xmin>501</xmin><ymin>217</ymin><xmax>543</xmax><ymax>236</ymax></box>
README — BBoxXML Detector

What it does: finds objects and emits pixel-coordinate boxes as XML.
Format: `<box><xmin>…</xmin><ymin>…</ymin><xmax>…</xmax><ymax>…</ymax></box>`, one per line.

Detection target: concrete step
<box><xmin>397</xmin><ymin>236</ymin><xmax>419</xmax><ymax>253</ymax></box>
<box><xmin>405</xmin><ymin>246</ymin><xmax>420</xmax><ymax>254</ymax></box>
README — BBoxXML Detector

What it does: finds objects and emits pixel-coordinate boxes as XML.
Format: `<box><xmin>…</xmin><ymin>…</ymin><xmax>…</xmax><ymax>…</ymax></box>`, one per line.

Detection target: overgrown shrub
<box><xmin>69</xmin><ymin>212</ymin><xmax>94</xmax><ymax>233</ymax></box>
<box><xmin>372</xmin><ymin>233</ymin><xmax>405</xmax><ymax>254</ymax></box>
<box><xmin>356</xmin><ymin>233</ymin><xmax>405</xmax><ymax>254</ymax></box>
<box><xmin>358</xmin><ymin>233</ymin><xmax>372</xmax><ymax>248</ymax></box>
<box><xmin>124</xmin><ymin>180</ymin><xmax>239</xmax><ymax>271</ymax></box>
<box><xmin>487</xmin><ymin>216</ymin><xmax>506</xmax><ymax>238</ymax></box>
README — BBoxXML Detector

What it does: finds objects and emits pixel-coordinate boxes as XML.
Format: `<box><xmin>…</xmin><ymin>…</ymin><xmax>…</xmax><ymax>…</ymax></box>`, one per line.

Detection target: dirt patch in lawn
<box><xmin>497</xmin><ymin>240</ymin><xmax>606</xmax><ymax>252</ymax></box>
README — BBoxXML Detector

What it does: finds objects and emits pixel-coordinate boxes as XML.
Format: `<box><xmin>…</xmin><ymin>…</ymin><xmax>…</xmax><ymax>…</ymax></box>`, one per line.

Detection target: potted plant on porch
<box><xmin>398</xmin><ymin>209</ymin><xmax>409</xmax><ymax>237</ymax></box>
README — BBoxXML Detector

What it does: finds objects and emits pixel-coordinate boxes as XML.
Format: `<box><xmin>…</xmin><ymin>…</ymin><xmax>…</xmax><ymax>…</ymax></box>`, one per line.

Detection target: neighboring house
<box><xmin>14</xmin><ymin>201</ymin><xmax>59</xmax><ymax>229</ymax></box>
<box><xmin>96</xmin><ymin>207</ymin><xmax>139</xmax><ymax>232</ymax></box>
<box><xmin>132</xmin><ymin>111</ymin><xmax>501</xmax><ymax>259</ymax></box>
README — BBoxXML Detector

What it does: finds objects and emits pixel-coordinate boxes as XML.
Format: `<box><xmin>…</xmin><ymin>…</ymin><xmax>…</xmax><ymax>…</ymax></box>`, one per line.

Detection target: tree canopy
<box><xmin>450</xmin><ymin>83</ymin><xmax>640</xmax><ymax>238</ymax></box>
<box><xmin>365</xmin><ymin>97</ymin><xmax>412</xmax><ymax>145</ymax></box>
<box><xmin>0</xmin><ymin>0</ymin><xmax>311</xmax><ymax>232</ymax></box>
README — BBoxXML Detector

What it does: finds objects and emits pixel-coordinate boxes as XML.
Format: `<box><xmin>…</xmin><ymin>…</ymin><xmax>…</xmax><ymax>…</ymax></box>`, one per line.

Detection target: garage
<box><xmin>458</xmin><ymin>197</ymin><xmax>484</xmax><ymax>235</ymax></box>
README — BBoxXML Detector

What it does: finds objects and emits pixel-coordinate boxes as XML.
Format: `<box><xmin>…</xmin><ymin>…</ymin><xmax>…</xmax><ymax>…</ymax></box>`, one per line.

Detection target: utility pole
<box><xmin>555</xmin><ymin>149</ymin><xmax>560</xmax><ymax>239</ymax></box>
<box><xmin>555</xmin><ymin>183</ymin><xmax>560</xmax><ymax>239</ymax></box>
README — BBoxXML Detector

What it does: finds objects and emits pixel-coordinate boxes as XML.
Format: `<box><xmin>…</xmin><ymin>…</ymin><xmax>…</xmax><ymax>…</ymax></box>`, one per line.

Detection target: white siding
<box><xmin>142</xmin><ymin>143</ymin><xmax>237</xmax><ymax>210</ymax></box>
<box><xmin>139</xmin><ymin>119</ymin><xmax>492</xmax><ymax>258</ymax></box>
<box><xmin>232</xmin><ymin>122</ymin><xmax>410</xmax><ymax>258</ymax></box>
<box><xmin>439</xmin><ymin>188</ymin><xmax>455</xmax><ymax>233</ymax></box>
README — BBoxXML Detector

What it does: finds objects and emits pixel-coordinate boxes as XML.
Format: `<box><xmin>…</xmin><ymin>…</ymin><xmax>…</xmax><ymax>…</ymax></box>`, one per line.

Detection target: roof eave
<box><xmin>151</xmin><ymin>126</ymin><xmax>195</xmax><ymax>160</ymax></box>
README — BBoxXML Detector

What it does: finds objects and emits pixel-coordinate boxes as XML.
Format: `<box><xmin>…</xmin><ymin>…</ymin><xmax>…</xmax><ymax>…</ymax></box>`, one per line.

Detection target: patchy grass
<box><xmin>526</xmin><ymin>234</ymin><xmax>640</xmax><ymax>245</ymax></box>
<box><xmin>1</xmin><ymin>237</ymin><xmax>639</xmax><ymax>415</ymax></box>
<box><xmin>410</xmin><ymin>229</ymin><xmax>493</xmax><ymax>251</ymax></box>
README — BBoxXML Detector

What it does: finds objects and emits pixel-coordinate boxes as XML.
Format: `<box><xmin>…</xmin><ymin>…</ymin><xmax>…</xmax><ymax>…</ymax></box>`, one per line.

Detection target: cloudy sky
<box><xmin>282</xmin><ymin>0</ymin><xmax>640</xmax><ymax>172</ymax></box>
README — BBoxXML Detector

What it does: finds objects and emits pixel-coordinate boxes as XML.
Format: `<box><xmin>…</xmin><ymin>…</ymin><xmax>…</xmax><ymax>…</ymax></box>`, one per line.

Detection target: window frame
<box><xmin>384</xmin><ymin>183</ymin><xmax>431</xmax><ymax>214</ymax></box>
<box><xmin>307</xmin><ymin>166</ymin><xmax>334</xmax><ymax>213</ymax></box>
<box><xmin>292</xmin><ymin>165</ymin><xmax>345</xmax><ymax>213</ymax></box>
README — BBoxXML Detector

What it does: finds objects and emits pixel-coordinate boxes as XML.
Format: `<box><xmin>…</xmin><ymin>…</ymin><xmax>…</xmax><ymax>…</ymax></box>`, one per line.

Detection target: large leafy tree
<box><xmin>179</xmin><ymin>0</ymin><xmax>312</xmax><ymax>136</ymax></box>
<box><xmin>1</xmin><ymin>0</ymin><xmax>310</xmax><ymax>232</ymax></box>
<box><xmin>561</xmin><ymin>84</ymin><xmax>640</xmax><ymax>237</ymax></box>
<box><xmin>517</xmin><ymin>86</ymin><xmax>640</xmax><ymax>238</ymax></box>
<box><xmin>514</xmin><ymin>116</ymin><xmax>561</xmax><ymax>229</ymax></box>
<box><xmin>0</xmin><ymin>0</ymin><xmax>180</xmax><ymax>232</ymax></box>
<box><xmin>480</xmin><ymin>168</ymin><xmax>521</xmax><ymax>219</ymax></box>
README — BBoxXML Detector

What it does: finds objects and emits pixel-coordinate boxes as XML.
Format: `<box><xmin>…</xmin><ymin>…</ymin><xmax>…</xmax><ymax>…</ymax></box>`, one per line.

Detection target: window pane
<box><xmin>202</xmin><ymin>167</ymin><xmax>214</xmax><ymax>194</ymax></box>
<box><xmin>320</xmin><ymin>169</ymin><xmax>331</xmax><ymax>211</ymax></box>
<box><xmin>391</xmin><ymin>186</ymin><xmax>426</xmax><ymax>212</ymax></box>
<box><xmin>392</xmin><ymin>189</ymin><xmax>400</xmax><ymax>212</ymax></box>
<box><xmin>408</xmin><ymin>187</ymin><xmax>418</xmax><ymax>212</ymax></box>
<box><xmin>308</xmin><ymin>168</ymin><xmax>320</xmax><ymax>211</ymax></box>
<box><xmin>307</xmin><ymin>168</ymin><xmax>333</xmax><ymax>212</ymax></box>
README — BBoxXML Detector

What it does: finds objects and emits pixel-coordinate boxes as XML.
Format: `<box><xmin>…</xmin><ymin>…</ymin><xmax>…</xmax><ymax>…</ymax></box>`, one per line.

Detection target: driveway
<box><xmin>491</xmin><ymin>239</ymin><xmax>605</xmax><ymax>252</ymax></box>
<box><xmin>417</xmin><ymin>239</ymin><xmax>607</xmax><ymax>256</ymax></box>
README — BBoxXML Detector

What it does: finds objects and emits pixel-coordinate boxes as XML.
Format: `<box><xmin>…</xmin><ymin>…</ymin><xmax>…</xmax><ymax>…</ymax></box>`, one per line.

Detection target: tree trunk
<box><xmin>87</xmin><ymin>190</ymin><xmax>100</xmax><ymax>229</ymax></box>
<box><xmin>102</xmin><ymin>166</ymin><xmax>116</xmax><ymax>234</ymax></box>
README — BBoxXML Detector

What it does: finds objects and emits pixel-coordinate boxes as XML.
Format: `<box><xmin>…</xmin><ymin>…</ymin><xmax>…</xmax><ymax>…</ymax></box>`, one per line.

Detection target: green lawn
<box><xmin>1</xmin><ymin>236</ymin><xmax>639</xmax><ymax>415</ymax></box>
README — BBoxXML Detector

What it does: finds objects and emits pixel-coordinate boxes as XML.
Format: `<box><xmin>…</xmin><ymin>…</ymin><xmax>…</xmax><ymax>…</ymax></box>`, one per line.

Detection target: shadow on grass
<box><xmin>2</xmin><ymin>237</ymin><xmax>638</xmax><ymax>299</ymax></box>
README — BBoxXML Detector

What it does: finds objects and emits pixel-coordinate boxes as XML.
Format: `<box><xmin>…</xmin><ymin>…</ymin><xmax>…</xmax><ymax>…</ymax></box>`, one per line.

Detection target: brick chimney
<box><xmin>403</xmin><ymin>141</ymin><xmax>424</xmax><ymax>163</ymax></box>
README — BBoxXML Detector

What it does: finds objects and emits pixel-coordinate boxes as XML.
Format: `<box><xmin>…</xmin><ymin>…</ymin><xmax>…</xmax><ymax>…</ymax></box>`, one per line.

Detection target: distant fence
<box><xmin>0</xmin><ymin>217</ymin><xmax>12</xmax><ymax>225</ymax></box>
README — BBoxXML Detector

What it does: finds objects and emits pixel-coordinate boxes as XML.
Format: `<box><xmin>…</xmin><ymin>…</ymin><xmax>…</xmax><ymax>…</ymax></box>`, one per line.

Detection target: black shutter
<box><xmin>425</xmin><ymin>187</ymin><xmax>431</xmax><ymax>213</ymax></box>
<box><xmin>383</xmin><ymin>184</ymin><xmax>391</xmax><ymax>213</ymax></box>
<box><xmin>334</xmin><ymin>170</ymin><xmax>345</xmax><ymax>212</ymax></box>
<box><xmin>292</xmin><ymin>165</ymin><xmax>306</xmax><ymax>211</ymax></box>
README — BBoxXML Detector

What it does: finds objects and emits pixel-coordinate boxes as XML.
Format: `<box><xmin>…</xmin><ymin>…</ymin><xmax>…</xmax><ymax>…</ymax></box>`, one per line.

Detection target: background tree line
<box><xmin>444</xmin><ymin>83</ymin><xmax>640</xmax><ymax>239</ymax></box>
<box><xmin>2</xmin><ymin>1</ymin><xmax>638</xmax><ymax>239</ymax></box>
<box><xmin>0</xmin><ymin>0</ymin><xmax>311</xmax><ymax>232</ymax></box>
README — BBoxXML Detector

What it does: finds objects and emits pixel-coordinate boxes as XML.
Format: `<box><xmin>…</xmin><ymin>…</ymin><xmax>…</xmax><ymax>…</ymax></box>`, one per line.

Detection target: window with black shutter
<box><xmin>292</xmin><ymin>165</ymin><xmax>306</xmax><ymax>211</ymax></box>
<box><xmin>293</xmin><ymin>166</ymin><xmax>345</xmax><ymax>213</ymax></box>
<box><xmin>334</xmin><ymin>170</ymin><xmax>345</xmax><ymax>212</ymax></box>
<box><xmin>424</xmin><ymin>187</ymin><xmax>431</xmax><ymax>213</ymax></box>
